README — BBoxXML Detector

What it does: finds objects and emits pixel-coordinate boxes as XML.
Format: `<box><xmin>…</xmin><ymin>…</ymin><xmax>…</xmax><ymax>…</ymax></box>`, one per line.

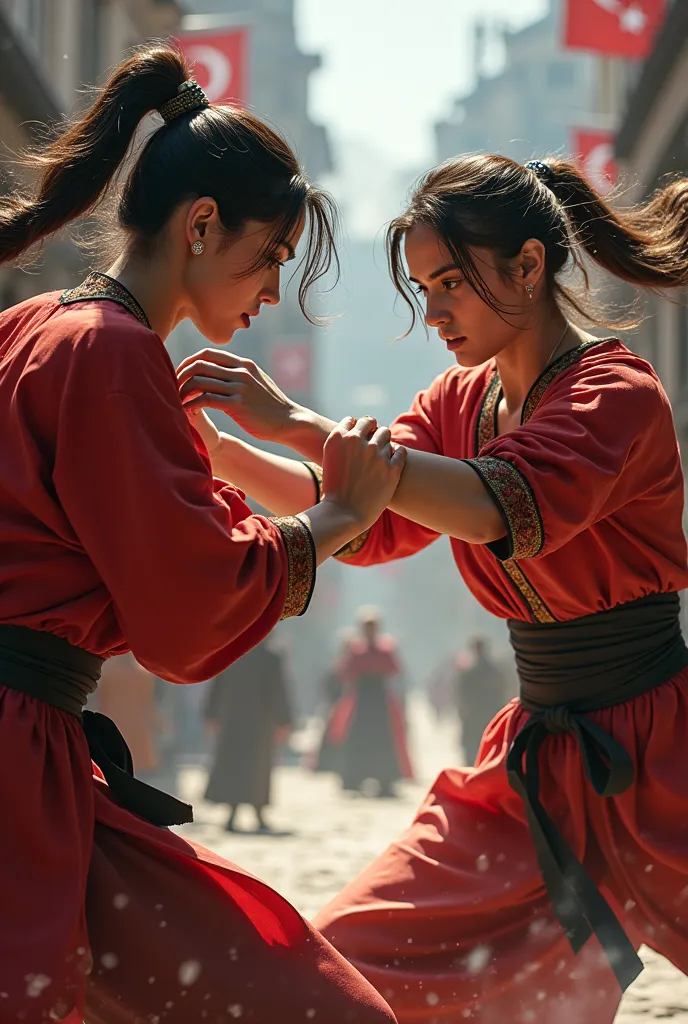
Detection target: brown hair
<box><xmin>388</xmin><ymin>153</ymin><xmax>688</xmax><ymax>331</ymax></box>
<box><xmin>0</xmin><ymin>44</ymin><xmax>338</xmax><ymax>322</ymax></box>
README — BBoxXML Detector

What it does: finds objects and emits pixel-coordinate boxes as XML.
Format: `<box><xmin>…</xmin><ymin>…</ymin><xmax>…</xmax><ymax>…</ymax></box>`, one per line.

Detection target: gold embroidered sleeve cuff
<box><xmin>303</xmin><ymin>462</ymin><xmax>323</xmax><ymax>503</ymax></box>
<box><xmin>272</xmin><ymin>514</ymin><xmax>316</xmax><ymax>618</ymax></box>
<box><xmin>463</xmin><ymin>456</ymin><xmax>544</xmax><ymax>560</ymax></box>
<box><xmin>334</xmin><ymin>527</ymin><xmax>372</xmax><ymax>561</ymax></box>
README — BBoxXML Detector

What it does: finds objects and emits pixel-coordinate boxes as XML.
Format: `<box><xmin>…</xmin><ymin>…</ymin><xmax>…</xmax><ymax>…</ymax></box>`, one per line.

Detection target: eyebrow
<box><xmin>409</xmin><ymin>263</ymin><xmax>462</xmax><ymax>284</ymax></box>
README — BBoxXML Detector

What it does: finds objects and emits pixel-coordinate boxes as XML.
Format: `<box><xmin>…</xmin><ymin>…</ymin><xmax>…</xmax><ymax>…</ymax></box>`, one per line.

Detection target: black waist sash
<box><xmin>0</xmin><ymin>624</ymin><xmax>193</xmax><ymax>827</ymax></box>
<box><xmin>506</xmin><ymin>592</ymin><xmax>688</xmax><ymax>992</ymax></box>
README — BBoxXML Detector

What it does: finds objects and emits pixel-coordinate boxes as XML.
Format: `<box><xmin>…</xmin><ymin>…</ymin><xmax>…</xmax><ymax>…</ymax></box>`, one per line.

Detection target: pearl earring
<box><xmin>191</xmin><ymin>240</ymin><xmax>205</xmax><ymax>255</ymax></box>
<box><xmin>525</xmin><ymin>284</ymin><xmax>534</xmax><ymax>298</ymax></box>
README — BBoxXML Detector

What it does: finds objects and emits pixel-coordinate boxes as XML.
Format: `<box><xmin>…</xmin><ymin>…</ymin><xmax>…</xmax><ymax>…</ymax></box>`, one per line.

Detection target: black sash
<box><xmin>0</xmin><ymin>624</ymin><xmax>193</xmax><ymax>827</ymax></box>
<box><xmin>506</xmin><ymin>591</ymin><xmax>688</xmax><ymax>992</ymax></box>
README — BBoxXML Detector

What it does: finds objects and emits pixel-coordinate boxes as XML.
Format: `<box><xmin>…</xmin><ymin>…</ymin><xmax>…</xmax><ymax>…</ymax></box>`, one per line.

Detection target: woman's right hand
<box><xmin>321</xmin><ymin>416</ymin><xmax>407</xmax><ymax>530</ymax></box>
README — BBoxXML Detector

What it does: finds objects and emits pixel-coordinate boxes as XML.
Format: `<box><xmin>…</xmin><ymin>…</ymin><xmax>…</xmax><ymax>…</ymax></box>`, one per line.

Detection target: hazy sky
<box><xmin>295</xmin><ymin>0</ymin><xmax>547</xmax><ymax>170</ymax></box>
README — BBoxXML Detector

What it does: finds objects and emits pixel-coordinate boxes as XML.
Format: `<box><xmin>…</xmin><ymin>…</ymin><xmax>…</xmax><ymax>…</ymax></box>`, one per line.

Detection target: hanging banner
<box><xmin>269</xmin><ymin>343</ymin><xmax>312</xmax><ymax>394</ymax></box>
<box><xmin>176</xmin><ymin>28</ymin><xmax>249</xmax><ymax>107</ymax></box>
<box><xmin>570</xmin><ymin>129</ymin><xmax>619</xmax><ymax>197</ymax></box>
<box><xmin>563</xmin><ymin>0</ymin><xmax>666</xmax><ymax>59</ymax></box>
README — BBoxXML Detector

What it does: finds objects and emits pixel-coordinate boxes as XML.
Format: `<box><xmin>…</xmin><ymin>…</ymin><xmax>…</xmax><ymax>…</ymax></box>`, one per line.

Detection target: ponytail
<box><xmin>388</xmin><ymin>152</ymin><xmax>688</xmax><ymax>333</ymax></box>
<box><xmin>0</xmin><ymin>46</ymin><xmax>189</xmax><ymax>265</ymax></box>
<box><xmin>546</xmin><ymin>158</ymin><xmax>688</xmax><ymax>292</ymax></box>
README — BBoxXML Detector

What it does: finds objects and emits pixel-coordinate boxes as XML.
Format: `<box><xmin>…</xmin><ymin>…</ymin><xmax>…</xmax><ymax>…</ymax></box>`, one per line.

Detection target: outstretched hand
<box><xmin>177</xmin><ymin>349</ymin><xmax>298</xmax><ymax>442</ymax></box>
<box><xmin>322</xmin><ymin>416</ymin><xmax>407</xmax><ymax>530</ymax></box>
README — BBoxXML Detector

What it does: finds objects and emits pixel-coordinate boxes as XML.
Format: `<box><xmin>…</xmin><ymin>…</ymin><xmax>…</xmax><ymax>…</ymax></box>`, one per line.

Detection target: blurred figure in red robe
<box><xmin>327</xmin><ymin>607</ymin><xmax>413</xmax><ymax>797</ymax></box>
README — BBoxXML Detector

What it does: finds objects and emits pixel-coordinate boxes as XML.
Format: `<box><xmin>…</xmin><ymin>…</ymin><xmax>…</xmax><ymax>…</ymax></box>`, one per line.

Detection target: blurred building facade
<box><xmin>435</xmin><ymin>1</ymin><xmax>598</xmax><ymax>164</ymax></box>
<box><xmin>0</xmin><ymin>0</ymin><xmax>184</xmax><ymax>308</ymax></box>
<box><xmin>615</xmin><ymin>1</ymin><xmax>688</xmax><ymax>444</ymax></box>
<box><xmin>171</xmin><ymin>0</ymin><xmax>335</xmax><ymax>710</ymax></box>
<box><xmin>168</xmin><ymin>0</ymin><xmax>333</xmax><ymax>416</ymax></box>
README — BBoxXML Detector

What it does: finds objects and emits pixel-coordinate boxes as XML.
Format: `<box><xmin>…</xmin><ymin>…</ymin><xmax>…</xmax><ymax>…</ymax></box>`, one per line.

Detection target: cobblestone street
<box><xmin>177</xmin><ymin>697</ymin><xmax>688</xmax><ymax>1022</ymax></box>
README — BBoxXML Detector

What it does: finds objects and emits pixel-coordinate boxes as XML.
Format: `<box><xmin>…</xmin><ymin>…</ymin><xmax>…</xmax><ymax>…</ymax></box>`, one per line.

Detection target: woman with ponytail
<box><xmin>0</xmin><ymin>43</ymin><xmax>403</xmax><ymax>1024</ymax></box>
<box><xmin>180</xmin><ymin>153</ymin><xmax>688</xmax><ymax>1022</ymax></box>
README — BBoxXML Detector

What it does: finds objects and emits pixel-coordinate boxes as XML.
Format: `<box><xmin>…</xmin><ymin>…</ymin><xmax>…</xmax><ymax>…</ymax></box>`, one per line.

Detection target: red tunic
<box><xmin>316</xmin><ymin>340</ymin><xmax>688</xmax><ymax>1023</ymax></box>
<box><xmin>336</xmin><ymin>338</ymin><xmax>688</xmax><ymax>619</ymax></box>
<box><xmin>0</xmin><ymin>285</ymin><xmax>394</xmax><ymax>1024</ymax></box>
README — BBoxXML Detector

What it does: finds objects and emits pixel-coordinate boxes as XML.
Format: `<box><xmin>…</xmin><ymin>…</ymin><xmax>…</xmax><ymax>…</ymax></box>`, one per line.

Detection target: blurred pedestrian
<box><xmin>191</xmin><ymin>149</ymin><xmax>688</xmax><ymax>1021</ymax></box>
<box><xmin>97</xmin><ymin>652</ymin><xmax>166</xmax><ymax>785</ymax></box>
<box><xmin>0</xmin><ymin>42</ymin><xmax>400</xmax><ymax>1024</ymax></box>
<box><xmin>204</xmin><ymin>638</ymin><xmax>293</xmax><ymax>833</ymax></box>
<box><xmin>327</xmin><ymin>607</ymin><xmax>413</xmax><ymax>796</ymax></box>
<box><xmin>312</xmin><ymin>626</ymin><xmax>356</xmax><ymax>773</ymax></box>
<box><xmin>426</xmin><ymin>654</ymin><xmax>455</xmax><ymax>722</ymax></box>
<box><xmin>454</xmin><ymin>634</ymin><xmax>509</xmax><ymax>765</ymax></box>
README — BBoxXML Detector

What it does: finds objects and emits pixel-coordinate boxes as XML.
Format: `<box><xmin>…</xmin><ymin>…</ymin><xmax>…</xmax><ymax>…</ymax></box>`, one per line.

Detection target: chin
<box><xmin>454</xmin><ymin>351</ymin><xmax>483</xmax><ymax>368</ymax></box>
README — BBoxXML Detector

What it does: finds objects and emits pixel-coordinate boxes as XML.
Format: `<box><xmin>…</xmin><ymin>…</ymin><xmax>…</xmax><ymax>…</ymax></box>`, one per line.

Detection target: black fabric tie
<box><xmin>507</xmin><ymin>592</ymin><xmax>688</xmax><ymax>993</ymax></box>
<box><xmin>0</xmin><ymin>624</ymin><xmax>192</xmax><ymax>828</ymax></box>
<box><xmin>506</xmin><ymin>707</ymin><xmax>640</xmax><ymax>990</ymax></box>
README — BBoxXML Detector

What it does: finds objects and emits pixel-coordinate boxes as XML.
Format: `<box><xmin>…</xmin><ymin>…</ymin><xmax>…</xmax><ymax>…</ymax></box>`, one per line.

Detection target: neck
<box><xmin>495</xmin><ymin>306</ymin><xmax>585</xmax><ymax>416</ymax></box>
<box><xmin>106</xmin><ymin>252</ymin><xmax>184</xmax><ymax>341</ymax></box>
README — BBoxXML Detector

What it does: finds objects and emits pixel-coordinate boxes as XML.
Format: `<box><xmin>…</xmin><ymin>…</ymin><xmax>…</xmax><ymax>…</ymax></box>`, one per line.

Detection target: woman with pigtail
<box><xmin>0</xmin><ymin>44</ymin><xmax>404</xmax><ymax>1023</ymax></box>
<box><xmin>180</xmin><ymin>154</ymin><xmax>688</xmax><ymax>1022</ymax></box>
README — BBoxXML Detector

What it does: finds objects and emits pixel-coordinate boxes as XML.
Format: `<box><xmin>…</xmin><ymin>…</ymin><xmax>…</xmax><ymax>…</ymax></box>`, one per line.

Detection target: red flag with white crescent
<box><xmin>563</xmin><ymin>0</ymin><xmax>666</xmax><ymax>58</ymax></box>
<box><xmin>570</xmin><ymin>129</ymin><xmax>619</xmax><ymax>197</ymax></box>
<box><xmin>176</xmin><ymin>28</ymin><xmax>249</xmax><ymax>107</ymax></box>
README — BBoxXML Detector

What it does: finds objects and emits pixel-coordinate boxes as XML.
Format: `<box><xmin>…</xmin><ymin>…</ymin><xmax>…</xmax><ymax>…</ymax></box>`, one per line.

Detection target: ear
<box><xmin>518</xmin><ymin>238</ymin><xmax>547</xmax><ymax>288</ymax></box>
<box><xmin>186</xmin><ymin>197</ymin><xmax>219</xmax><ymax>247</ymax></box>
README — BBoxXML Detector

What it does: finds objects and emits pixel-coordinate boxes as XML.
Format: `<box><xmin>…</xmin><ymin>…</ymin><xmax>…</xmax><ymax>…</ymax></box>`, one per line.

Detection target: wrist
<box><xmin>320</xmin><ymin>494</ymin><xmax>369</xmax><ymax>534</ymax></box>
<box><xmin>284</xmin><ymin>406</ymin><xmax>332</xmax><ymax>460</ymax></box>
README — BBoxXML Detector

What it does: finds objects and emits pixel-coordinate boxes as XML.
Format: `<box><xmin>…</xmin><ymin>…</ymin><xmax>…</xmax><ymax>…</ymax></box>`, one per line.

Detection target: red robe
<box><xmin>315</xmin><ymin>339</ymin><xmax>688</xmax><ymax>1023</ymax></box>
<box><xmin>0</xmin><ymin>286</ymin><xmax>393</xmax><ymax>1024</ymax></box>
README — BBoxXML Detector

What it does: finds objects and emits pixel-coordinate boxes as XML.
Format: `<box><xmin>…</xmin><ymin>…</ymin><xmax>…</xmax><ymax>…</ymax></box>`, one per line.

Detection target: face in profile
<box><xmin>183</xmin><ymin>212</ymin><xmax>305</xmax><ymax>345</ymax></box>
<box><xmin>404</xmin><ymin>223</ymin><xmax>534</xmax><ymax>367</ymax></box>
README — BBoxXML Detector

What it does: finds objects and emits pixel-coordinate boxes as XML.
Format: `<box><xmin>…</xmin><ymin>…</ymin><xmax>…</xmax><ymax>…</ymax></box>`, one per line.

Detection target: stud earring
<box><xmin>191</xmin><ymin>240</ymin><xmax>205</xmax><ymax>255</ymax></box>
<box><xmin>525</xmin><ymin>284</ymin><xmax>534</xmax><ymax>298</ymax></box>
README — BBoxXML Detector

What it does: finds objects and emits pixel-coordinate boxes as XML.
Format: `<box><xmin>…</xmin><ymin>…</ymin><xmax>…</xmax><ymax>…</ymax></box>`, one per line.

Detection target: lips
<box><xmin>444</xmin><ymin>336</ymin><xmax>467</xmax><ymax>349</ymax></box>
<box><xmin>240</xmin><ymin>313</ymin><xmax>251</xmax><ymax>329</ymax></box>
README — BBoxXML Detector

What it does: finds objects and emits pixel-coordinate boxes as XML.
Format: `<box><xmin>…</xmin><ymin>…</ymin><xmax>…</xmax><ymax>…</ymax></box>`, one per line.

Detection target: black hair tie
<box><xmin>525</xmin><ymin>160</ymin><xmax>556</xmax><ymax>188</ymax></box>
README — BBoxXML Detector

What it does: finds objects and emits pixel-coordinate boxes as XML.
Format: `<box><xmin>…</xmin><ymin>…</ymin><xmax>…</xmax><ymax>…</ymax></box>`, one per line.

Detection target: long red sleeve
<box><xmin>465</xmin><ymin>357</ymin><xmax>682</xmax><ymax>562</ymax></box>
<box><xmin>0</xmin><ymin>297</ymin><xmax>315</xmax><ymax>682</ymax></box>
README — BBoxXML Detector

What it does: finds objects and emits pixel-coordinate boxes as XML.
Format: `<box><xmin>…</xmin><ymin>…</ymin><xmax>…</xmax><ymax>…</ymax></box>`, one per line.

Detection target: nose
<box><xmin>260</xmin><ymin>266</ymin><xmax>281</xmax><ymax>307</ymax></box>
<box><xmin>424</xmin><ymin>295</ymin><xmax>450</xmax><ymax>329</ymax></box>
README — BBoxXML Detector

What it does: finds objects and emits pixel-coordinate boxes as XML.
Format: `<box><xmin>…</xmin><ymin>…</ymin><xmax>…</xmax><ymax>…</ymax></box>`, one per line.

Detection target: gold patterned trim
<box><xmin>60</xmin><ymin>272</ymin><xmax>151</xmax><ymax>329</ymax></box>
<box><xmin>304</xmin><ymin>462</ymin><xmax>324</xmax><ymax>503</ymax></box>
<box><xmin>502</xmin><ymin>559</ymin><xmax>556</xmax><ymax>624</ymax></box>
<box><xmin>522</xmin><ymin>338</ymin><xmax>612</xmax><ymax>423</ymax></box>
<box><xmin>475</xmin><ymin>369</ymin><xmax>501</xmax><ymax>454</ymax></box>
<box><xmin>273</xmin><ymin>514</ymin><xmax>316</xmax><ymax>619</ymax></box>
<box><xmin>464</xmin><ymin>456</ymin><xmax>544</xmax><ymax>560</ymax></box>
<box><xmin>475</xmin><ymin>339</ymin><xmax>614</xmax><ymax>451</ymax></box>
<box><xmin>335</xmin><ymin>528</ymin><xmax>372</xmax><ymax>561</ymax></box>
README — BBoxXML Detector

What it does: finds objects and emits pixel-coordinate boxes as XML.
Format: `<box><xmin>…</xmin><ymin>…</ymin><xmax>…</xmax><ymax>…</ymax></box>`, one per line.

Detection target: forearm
<box><xmin>300</xmin><ymin>499</ymin><xmax>378</xmax><ymax>565</ymax></box>
<box><xmin>208</xmin><ymin>432</ymin><xmax>317</xmax><ymax>515</ymax></box>
<box><xmin>388</xmin><ymin>450</ymin><xmax>506</xmax><ymax>544</ymax></box>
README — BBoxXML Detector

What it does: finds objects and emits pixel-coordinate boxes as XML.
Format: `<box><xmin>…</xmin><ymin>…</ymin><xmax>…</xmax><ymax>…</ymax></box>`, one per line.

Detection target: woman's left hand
<box><xmin>177</xmin><ymin>349</ymin><xmax>299</xmax><ymax>443</ymax></box>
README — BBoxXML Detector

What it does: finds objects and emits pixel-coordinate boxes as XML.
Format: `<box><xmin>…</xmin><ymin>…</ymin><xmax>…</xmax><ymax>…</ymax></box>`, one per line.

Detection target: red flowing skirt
<box><xmin>0</xmin><ymin>685</ymin><xmax>396</xmax><ymax>1024</ymax></box>
<box><xmin>314</xmin><ymin>667</ymin><xmax>688</xmax><ymax>1024</ymax></box>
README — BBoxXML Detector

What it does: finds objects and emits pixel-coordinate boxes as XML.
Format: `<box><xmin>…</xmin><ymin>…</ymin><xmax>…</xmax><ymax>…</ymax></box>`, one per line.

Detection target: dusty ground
<box><xmin>178</xmin><ymin>697</ymin><xmax>688</xmax><ymax>1021</ymax></box>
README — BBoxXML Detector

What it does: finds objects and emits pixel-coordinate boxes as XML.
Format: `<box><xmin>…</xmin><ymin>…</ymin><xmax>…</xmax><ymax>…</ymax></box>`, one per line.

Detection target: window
<box><xmin>80</xmin><ymin>0</ymin><xmax>104</xmax><ymax>85</ymax></box>
<box><xmin>13</xmin><ymin>0</ymin><xmax>45</xmax><ymax>51</ymax></box>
